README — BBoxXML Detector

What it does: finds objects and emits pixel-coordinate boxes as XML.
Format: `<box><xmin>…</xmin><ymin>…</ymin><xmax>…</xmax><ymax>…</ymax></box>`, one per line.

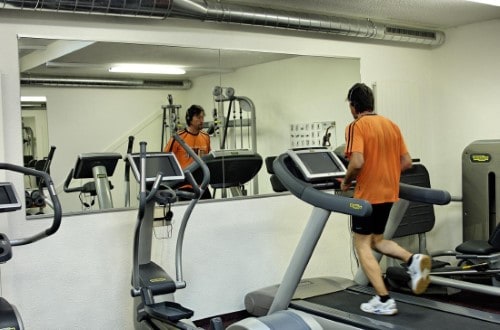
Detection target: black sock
<box><xmin>379</xmin><ymin>295</ymin><xmax>391</xmax><ymax>303</ymax></box>
<box><xmin>407</xmin><ymin>254</ymin><xmax>414</xmax><ymax>267</ymax></box>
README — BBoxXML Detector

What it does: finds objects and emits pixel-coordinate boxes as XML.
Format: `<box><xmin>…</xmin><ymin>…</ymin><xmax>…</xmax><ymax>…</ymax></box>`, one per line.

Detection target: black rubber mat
<box><xmin>298</xmin><ymin>289</ymin><xmax>499</xmax><ymax>330</ymax></box>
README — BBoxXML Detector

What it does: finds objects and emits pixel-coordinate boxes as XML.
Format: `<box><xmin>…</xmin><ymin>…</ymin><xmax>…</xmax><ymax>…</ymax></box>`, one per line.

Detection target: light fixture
<box><xmin>20</xmin><ymin>96</ymin><xmax>47</xmax><ymax>102</ymax></box>
<box><xmin>465</xmin><ymin>0</ymin><xmax>500</xmax><ymax>6</ymax></box>
<box><xmin>109</xmin><ymin>64</ymin><xmax>186</xmax><ymax>75</ymax></box>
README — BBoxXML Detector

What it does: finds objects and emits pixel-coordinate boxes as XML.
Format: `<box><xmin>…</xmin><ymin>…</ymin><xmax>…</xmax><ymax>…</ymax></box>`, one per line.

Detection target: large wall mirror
<box><xmin>18</xmin><ymin>37</ymin><xmax>360</xmax><ymax>217</ymax></box>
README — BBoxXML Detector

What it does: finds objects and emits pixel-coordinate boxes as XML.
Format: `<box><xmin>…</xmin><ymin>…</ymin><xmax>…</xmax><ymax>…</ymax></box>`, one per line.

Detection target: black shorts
<box><xmin>351</xmin><ymin>202</ymin><xmax>393</xmax><ymax>235</ymax></box>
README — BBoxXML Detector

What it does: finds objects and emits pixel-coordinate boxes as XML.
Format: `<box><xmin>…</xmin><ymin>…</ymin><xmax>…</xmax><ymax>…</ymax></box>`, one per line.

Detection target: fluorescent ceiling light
<box><xmin>465</xmin><ymin>0</ymin><xmax>500</xmax><ymax>6</ymax></box>
<box><xmin>109</xmin><ymin>64</ymin><xmax>186</xmax><ymax>75</ymax></box>
<box><xmin>21</xmin><ymin>96</ymin><xmax>47</xmax><ymax>102</ymax></box>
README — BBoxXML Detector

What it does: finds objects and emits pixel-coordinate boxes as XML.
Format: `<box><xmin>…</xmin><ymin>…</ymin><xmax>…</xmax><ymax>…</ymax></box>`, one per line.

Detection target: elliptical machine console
<box><xmin>64</xmin><ymin>153</ymin><xmax>122</xmax><ymax>210</ymax></box>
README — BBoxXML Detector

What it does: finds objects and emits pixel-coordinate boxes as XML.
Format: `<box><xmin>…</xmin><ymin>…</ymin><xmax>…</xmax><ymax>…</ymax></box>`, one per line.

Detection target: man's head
<box><xmin>185</xmin><ymin>104</ymin><xmax>205</xmax><ymax>131</ymax></box>
<box><xmin>347</xmin><ymin>83</ymin><xmax>374</xmax><ymax>115</ymax></box>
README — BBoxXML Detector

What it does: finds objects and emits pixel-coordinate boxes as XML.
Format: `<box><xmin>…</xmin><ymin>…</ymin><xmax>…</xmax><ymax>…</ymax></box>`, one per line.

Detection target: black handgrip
<box><xmin>37</xmin><ymin>145</ymin><xmax>57</xmax><ymax>196</ymax></box>
<box><xmin>0</xmin><ymin>162</ymin><xmax>62</xmax><ymax>245</ymax></box>
<box><xmin>399</xmin><ymin>183</ymin><xmax>451</xmax><ymax>205</ymax></box>
<box><xmin>63</xmin><ymin>168</ymin><xmax>82</xmax><ymax>193</ymax></box>
<box><xmin>137</xmin><ymin>142</ymin><xmax>148</xmax><ymax>221</ymax></box>
<box><xmin>172</xmin><ymin>133</ymin><xmax>210</xmax><ymax>198</ymax></box>
<box><xmin>124</xmin><ymin>136</ymin><xmax>135</xmax><ymax>182</ymax></box>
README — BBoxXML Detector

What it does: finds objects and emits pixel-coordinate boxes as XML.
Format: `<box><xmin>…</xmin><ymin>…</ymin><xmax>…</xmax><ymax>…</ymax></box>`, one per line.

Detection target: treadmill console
<box><xmin>287</xmin><ymin>147</ymin><xmax>347</xmax><ymax>182</ymax></box>
<box><xmin>128</xmin><ymin>152</ymin><xmax>185</xmax><ymax>183</ymax></box>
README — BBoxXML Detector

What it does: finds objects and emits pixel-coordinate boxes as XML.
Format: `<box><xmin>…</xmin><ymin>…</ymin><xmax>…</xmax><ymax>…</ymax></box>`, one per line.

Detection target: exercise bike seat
<box><xmin>455</xmin><ymin>222</ymin><xmax>500</xmax><ymax>255</ymax></box>
<box><xmin>455</xmin><ymin>240</ymin><xmax>500</xmax><ymax>255</ymax></box>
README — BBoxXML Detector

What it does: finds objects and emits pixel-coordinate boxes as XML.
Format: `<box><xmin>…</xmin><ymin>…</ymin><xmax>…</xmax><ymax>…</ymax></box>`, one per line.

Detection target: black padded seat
<box><xmin>203</xmin><ymin>152</ymin><xmax>263</xmax><ymax>189</ymax></box>
<box><xmin>456</xmin><ymin>240</ymin><xmax>500</xmax><ymax>255</ymax></box>
<box><xmin>455</xmin><ymin>223</ymin><xmax>500</xmax><ymax>254</ymax></box>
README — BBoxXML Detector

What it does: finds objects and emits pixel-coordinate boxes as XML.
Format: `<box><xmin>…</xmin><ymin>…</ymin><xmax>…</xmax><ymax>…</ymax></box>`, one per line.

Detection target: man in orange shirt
<box><xmin>164</xmin><ymin>104</ymin><xmax>211</xmax><ymax>199</ymax></box>
<box><xmin>340</xmin><ymin>83</ymin><xmax>431</xmax><ymax>315</ymax></box>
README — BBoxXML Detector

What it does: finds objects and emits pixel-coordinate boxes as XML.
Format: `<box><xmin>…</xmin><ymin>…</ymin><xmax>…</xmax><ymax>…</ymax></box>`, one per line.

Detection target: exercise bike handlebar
<box><xmin>0</xmin><ymin>162</ymin><xmax>62</xmax><ymax>246</ymax></box>
<box><xmin>62</xmin><ymin>168</ymin><xmax>82</xmax><ymax>193</ymax></box>
<box><xmin>273</xmin><ymin>153</ymin><xmax>372</xmax><ymax>217</ymax></box>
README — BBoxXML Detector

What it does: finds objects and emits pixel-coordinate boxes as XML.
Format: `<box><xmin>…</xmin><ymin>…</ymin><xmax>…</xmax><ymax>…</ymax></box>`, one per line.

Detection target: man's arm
<box><xmin>341</xmin><ymin>151</ymin><xmax>363</xmax><ymax>191</ymax></box>
<box><xmin>401</xmin><ymin>152</ymin><xmax>412</xmax><ymax>172</ymax></box>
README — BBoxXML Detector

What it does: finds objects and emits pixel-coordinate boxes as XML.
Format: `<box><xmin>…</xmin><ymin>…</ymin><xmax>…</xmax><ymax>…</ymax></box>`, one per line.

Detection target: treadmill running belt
<box><xmin>293</xmin><ymin>290</ymin><xmax>499</xmax><ymax>330</ymax></box>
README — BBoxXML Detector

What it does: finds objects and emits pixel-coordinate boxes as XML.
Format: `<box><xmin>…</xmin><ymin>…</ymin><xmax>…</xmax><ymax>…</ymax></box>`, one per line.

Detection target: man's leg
<box><xmin>373</xmin><ymin>235</ymin><xmax>431</xmax><ymax>295</ymax></box>
<box><xmin>354</xmin><ymin>233</ymin><xmax>388</xmax><ymax>296</ymax></box>
<box><xmin>354</xmin><ymin>233</ymin><xmax>398</xmax><ymax>315</ymax></box>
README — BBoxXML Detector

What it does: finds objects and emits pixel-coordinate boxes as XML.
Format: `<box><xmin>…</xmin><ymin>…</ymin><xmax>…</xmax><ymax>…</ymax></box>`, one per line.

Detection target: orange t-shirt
<box><xmin>344</xmin><ymin>114</ymin><xmax>408</xmax><ymax>204</ymax></box>
<box><xmin>164</xmin><ymin>129</ymin><xmax>211</xmax><ymax>169</ymax></box>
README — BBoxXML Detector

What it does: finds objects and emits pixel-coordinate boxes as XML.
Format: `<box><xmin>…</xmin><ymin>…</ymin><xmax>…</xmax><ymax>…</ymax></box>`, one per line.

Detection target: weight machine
<box><xmin>209</xmin><ymin>86</ymin><xmax>262</xmax><ymax>197</ymax></box>
<box><xmin>160</xmin><ymin>94</ymin><xmax>183</xmax><ymax>152</ymax></box>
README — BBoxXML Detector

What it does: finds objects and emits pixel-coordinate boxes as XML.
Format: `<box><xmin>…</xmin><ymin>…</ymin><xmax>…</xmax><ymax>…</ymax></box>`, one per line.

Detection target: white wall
<box><xmin>4</xmin><ymin>194</ymin><xmax>356</xmax><ymax>329</ymax></box>
<box><xmin>1</xmin><ymin>9</ymin><xmax>498</xmax><ymax>330</ymax></box>
<box><xmin>426</xmin><ymin>19</ymin><xmax>500</xmax><ymax>252</ymax></box>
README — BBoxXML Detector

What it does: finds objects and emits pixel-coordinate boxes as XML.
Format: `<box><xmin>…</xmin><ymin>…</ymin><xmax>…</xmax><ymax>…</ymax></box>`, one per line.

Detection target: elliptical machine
<box><xmin>0</xmin><ymin>162</ymin><xmax>62</xmax><ymax>329</ymax></box>
<box><xmin>128</xmin><ymin>137</ymin><xmax>329</xmax><ymax>330</ymax></box>
<box><xmin>128</xmin><ymin>135</ymin><xmax>210</xmax><ymax>329</ymax></box>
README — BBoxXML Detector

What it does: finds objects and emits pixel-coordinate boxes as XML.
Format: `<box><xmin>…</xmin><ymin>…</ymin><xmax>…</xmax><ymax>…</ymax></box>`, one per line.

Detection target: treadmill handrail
<box><xmin>399</xmin><ymin>182</ymin><xmax>451</xmax><ymax>205</ymax></box>
<box><xmin>273</xmin><ymin>153</ymin><xmax>372</xmax><ymax>217</ymax></box>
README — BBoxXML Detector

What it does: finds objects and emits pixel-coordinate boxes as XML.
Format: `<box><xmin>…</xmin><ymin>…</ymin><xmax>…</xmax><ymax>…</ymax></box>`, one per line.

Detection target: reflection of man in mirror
<box><xmin>164</xmin><ymin>104</ymin><xmax>211</xmax><ymax>199</ymax></box>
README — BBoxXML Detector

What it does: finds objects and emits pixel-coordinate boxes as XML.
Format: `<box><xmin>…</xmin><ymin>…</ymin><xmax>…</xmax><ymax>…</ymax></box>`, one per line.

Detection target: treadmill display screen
<box><xmin>287</xmin><ymin>148</ymin><xmax>347</xmax><ymax>181</ymax></box>
<box><xmin>128</xmin><ymin>152</ymin><xmax>185</xmax><ymax>183</ymax></box>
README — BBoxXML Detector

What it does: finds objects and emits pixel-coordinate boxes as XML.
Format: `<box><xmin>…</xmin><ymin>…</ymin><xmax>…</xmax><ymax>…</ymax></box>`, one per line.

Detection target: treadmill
<box><xmin>245</xmin><ymin>147</ymin><xmax>500</xmax><ymax>330</ymax></box>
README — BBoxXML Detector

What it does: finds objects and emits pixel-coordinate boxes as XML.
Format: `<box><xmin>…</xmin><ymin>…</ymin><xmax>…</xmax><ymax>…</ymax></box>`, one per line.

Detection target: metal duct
<box><xmin>20</xmin><ymin>76</ymin><xmax>193</xmax><ymax>89</ymax></box>
<box><xmin>2</xmin><ymin>0</ymin><xmax>445</xmax><ymax>47</ymax></box>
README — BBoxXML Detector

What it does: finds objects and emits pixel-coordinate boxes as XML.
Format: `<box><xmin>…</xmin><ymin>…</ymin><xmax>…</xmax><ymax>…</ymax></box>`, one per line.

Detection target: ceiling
<box><xmin>16</xmin><ymin>0</ymin><xmax>500</xmax><ymax>87</ymax></box>
<box><xmin>18</xmin><ymin>39</ymin><xmax>295</xmax><ymax>85</ymax></box>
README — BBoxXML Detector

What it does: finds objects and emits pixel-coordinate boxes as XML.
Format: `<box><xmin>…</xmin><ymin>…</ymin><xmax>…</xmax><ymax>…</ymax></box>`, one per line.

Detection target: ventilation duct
<box><xmin>20</xmin><ymin>76</ymin><xmax>193</xmax><ymax>89</ymax></box>
<box><xmin>2</xmin><ymin>0</ymin><xmax>445</xmax><ymax>47</ymax></box>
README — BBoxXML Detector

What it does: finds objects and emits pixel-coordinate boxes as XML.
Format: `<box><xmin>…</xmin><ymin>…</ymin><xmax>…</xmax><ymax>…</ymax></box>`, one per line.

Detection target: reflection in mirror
<box><xmin>219</xmin><ymin>49</ymin><xmax>361</xmax><ymax>196</ymax></box>
<box><xmin>21</xmin><ymin>96</ymin><xmax>52</xmax><ymax>216</ymax></box>
<box><xmin>18</xmin><ymin>37</ymin><xmax>360</xmax><ymax>217</ymax></box>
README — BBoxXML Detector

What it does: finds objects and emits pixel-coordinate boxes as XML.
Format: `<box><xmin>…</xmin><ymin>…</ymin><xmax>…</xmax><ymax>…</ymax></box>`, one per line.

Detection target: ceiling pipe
<box><xmin>1</xmin><ymin>0</ymin><xmax>445</xmax><ymax>47</ymax></box>
<box><xmin>20</xmin><ymin>76</ymin><xmax>193</xmax><ymax>89</ymax></box>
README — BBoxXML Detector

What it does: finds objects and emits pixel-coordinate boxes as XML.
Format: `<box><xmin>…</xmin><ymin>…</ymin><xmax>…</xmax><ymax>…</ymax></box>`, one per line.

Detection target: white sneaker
<box><xmin>407</xmin><ymin>254</ymin><xmax>431</xmax><ymax>294</ymax></box>
<box><xmin>360</xmin><ymin>296</ymin><xmax>398</xmax><ymax>315</ymax></box>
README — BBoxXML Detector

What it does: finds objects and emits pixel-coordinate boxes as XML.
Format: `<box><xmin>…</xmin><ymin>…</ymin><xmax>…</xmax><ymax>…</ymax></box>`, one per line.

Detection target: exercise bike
<box><xmin>427</xmin><ymin>222</ymin><xmax>500</xmax><ymax>295</ymax></box>
<box><xmin>384</xmin><ymin>164</ymin><xmax>500</xmax><ymax>297</ymax></box>
<box><xmin>0</xmin><ymin>162</ymin><xmax>62</xmax><ymax>329</ymax></box>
